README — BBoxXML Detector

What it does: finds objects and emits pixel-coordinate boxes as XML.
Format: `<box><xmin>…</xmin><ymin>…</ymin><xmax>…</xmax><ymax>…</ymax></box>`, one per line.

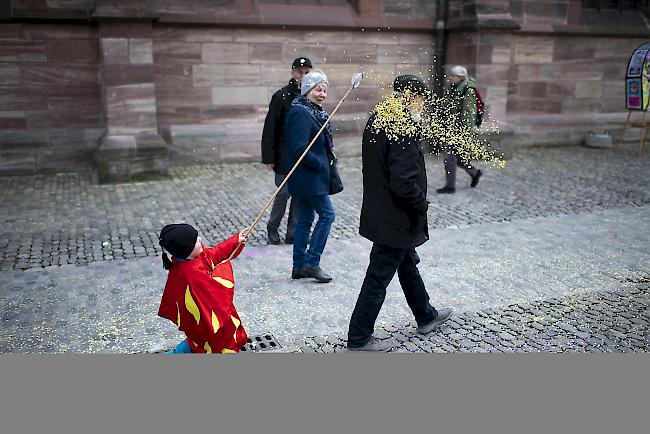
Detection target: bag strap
<box><xmin>461</xmin><ymin>84</ymin><xmax>479</xmax><ymax>100</ymax></box>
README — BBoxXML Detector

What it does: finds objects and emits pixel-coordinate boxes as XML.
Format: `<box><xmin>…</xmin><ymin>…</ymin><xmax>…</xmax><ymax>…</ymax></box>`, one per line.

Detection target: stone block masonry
<box><xmin>1</xmin><ymin>0</ymin><xmax>649</xmax><ymax>175</ymax></box>
<box><xmin>152</xmin><ymin>24</ymin><xmax>435</xmax><ymax>165</ymax></box>
<box><xmin>0</xmin><ymin>23</ymin><xmax>103</xmax><ymax>174</ymax></box>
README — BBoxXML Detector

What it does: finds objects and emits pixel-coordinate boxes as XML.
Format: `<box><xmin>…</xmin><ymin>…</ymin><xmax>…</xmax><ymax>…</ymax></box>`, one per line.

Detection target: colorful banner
<box><xmin>627</xmin><ymin>79</ymin><xmax>642</xmax><ymax>110</ymax></box>
<box><xmin>641</xmin><ymin>51</ymin><xmax>650</xmax><ymax>110</ymax></box>
<box><xmin>627</xmin><ymin>49</ymin><xmax>647</xmax><ymax>77</ymax></box>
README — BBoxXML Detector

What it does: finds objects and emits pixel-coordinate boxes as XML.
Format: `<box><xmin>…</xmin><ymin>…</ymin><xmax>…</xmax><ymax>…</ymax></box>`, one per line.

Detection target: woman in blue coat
<box><xmin>284</xmin><ymin>71</ymin><xmax>335</xmax><ymax>283</ymax></box>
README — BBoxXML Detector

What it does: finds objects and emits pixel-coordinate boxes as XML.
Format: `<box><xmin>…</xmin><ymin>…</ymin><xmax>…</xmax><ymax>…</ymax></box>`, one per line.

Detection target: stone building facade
<box><xmin>0</xmin><ymin>0</ymin><xmax>648</xmax><ymax>178</ymax></box>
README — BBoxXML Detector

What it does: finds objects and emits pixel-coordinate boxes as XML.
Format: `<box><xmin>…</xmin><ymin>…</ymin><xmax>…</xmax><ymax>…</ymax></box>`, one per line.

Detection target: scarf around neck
<box><xmin>292</xmin><ymin>95</ymin><xmax>333</xmax><ymax>139</ymax></box>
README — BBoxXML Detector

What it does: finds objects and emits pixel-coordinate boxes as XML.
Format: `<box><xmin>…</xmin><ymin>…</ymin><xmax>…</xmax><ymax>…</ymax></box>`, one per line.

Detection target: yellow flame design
<box><xmin>213</xmin><ymin>276</ymin><xmax>234</xmax><ymax>288</ymax></box>
<box><xmin>231</xmin><ymin>315</ymin><xmax>240</xmax><ymax>342</ymax></box>
<box><xmin>204</xmin><ymin>342</ymin><xmax>212</xmax><ymax>354</ymax></box>
<box><xmin>184</xmin><ymin>285</ymin><xmax>201</xmax><ymax>325</ymax></box>
<box><xmin>221</xmin><ymin>348</ymin><xmax>236</xmax><ymax>354</ymax></box>
<box><xmin>176</xmin><ymin>302</ymin><xmax>180</xmax><ymax>327</ymax></box>
<box><xmin>211</xmin><ymin>310</ymin><xmax>220</xmax><ymax>333</ymax></box>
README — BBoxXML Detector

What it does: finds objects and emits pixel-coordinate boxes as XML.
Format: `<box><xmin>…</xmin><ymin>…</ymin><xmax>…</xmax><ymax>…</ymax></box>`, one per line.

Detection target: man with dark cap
<box><xmin>261</xmin><ymin>57</ymin><xmax>313</xmax><ymax>245</ymax></box>
<box><xmin>346</xmin><ymin>75</ymin><xmax>453</xmax><ymax>352</ymax></box>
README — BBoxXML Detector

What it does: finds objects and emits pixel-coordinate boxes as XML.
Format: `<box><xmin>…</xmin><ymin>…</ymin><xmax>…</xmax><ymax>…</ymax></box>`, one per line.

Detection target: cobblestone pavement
<box><xmin>0</xmin><ymin>146</ymin><xmax>649</xmax><ymax>271</ymax></box>
<box><xmin>1</xmin><ymin>202</ymin><xmax>648</xmax><ymax>354</ymax></box>
<box><xmin>302</xmin><ymin>285</ymin><xmax>650</xmax><ymax>353</ymax></box>
<box><xmin>0</xmin><ymin>145</ymin><xmax>649</xmax><ymax>354</ymax></box>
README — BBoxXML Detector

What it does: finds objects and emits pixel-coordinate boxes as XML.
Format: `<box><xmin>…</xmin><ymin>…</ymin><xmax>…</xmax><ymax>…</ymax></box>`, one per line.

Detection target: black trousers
<box><xmin>444</xmin><ymin>151</ymin><xmax>479</xmax><ymax>188</ymax></box>
<box><xmin>347</xmin><ymin>243</ymin><xmax>438</xmax><ymax>348</ymax></box>
<box><xmin>267</xmin><ymin>172</ymin><xmax>297</xmax><ymax>239</ymax></box>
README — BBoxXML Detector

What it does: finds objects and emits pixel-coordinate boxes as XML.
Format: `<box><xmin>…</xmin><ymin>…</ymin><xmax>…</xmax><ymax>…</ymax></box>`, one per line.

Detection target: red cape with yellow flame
<box><xmin>158</xmin><ymin>234</ymin><xmax>247</xmax><ymax>354</ymax></box>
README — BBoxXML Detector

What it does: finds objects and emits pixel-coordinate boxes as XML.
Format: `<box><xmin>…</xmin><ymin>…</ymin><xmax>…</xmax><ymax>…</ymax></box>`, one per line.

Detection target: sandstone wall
<box><xmin>446</xmin><ymin>0</ymin><xmax>649</xmax><ymax>146</ymax></box>
<box><xmin>0</xmin><ymin>22</ymin><xmax>103</xmax><ymax>173</ymax></box>
<box><xmin>152</xmin><ymin>25</ymin><xmax>434</xmax><ymax>164</ymax></box>
<box><xmin>1</xmin><ymin>0</ymin><xmax>648</xmax><ymax>175</ymax></box>
<box><xmin>1</xmin><ymin>0</ymin><xmax>436</xmax><ymax>174</ymax></box>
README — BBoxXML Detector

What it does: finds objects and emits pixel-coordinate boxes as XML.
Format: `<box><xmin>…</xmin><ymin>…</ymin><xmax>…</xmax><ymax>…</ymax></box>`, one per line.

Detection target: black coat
<box><xmin>359</xmin><ymin>113</ymin><xmax>429</xmax><ymax>249</ymax></box>
<box><xmin>261</xmin><ymin>79</ymin><xmax>301</xmax><ymax>174</ymax></box>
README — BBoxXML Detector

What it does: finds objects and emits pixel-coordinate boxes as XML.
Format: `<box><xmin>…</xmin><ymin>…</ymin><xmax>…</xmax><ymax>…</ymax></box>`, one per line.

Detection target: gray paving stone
<box><xmin>394</xmin><ymin>333</ymin><xmax>410</xmax><ymax>343</ymax></box>
<box><xmin>1</xmin><ymin>146</ymin><xmax>649</xmax><ymax>271</ymax></box>
<box><xmin>326</xmin><ymin>336</ymin><xmax>343</xmax><ymax>346</ymax></box>
<box><xmin>403</xmin><ymin>342</ymin><xmax>419</xmax><ymax>352</ymax></box>
<box><xmin>558</xmin><ymin>323</ymin><xmax>578</xmax><ymax>333</ymax></box>
<box><xmin>374</xmin><ymin>329</ymin><xmax>391</xmax><ymax>340</ymax></box>
<box><xmin>2</xmin><ymin>147</ymin><xmax>650</xmax><ymax>354</ymax></box>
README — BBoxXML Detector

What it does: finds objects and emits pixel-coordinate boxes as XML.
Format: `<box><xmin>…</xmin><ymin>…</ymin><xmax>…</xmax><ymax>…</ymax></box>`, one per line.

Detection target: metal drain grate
<box><xmin>239</xmin><ymin>333</ymin><xmax>281</xmax><ymax>352</ymax></box>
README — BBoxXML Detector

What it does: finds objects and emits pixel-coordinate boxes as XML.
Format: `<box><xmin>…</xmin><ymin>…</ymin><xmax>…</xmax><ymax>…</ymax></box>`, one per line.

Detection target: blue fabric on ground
<box><xmin>164</xmin><ymin>339</ymin><xmax>192</xmax><ymax>354</ymax></box>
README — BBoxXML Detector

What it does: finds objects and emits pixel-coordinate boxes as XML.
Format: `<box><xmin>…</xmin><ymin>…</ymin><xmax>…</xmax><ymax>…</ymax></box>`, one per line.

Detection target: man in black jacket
<box><xmin>261</xmin><ymin>57</ymin><xmax>312</xmax><ymax>245</ymax></box>
<box><xmin>347</xmin><ymin>75</ymin><xmax>453</xmax><ymax>352</ymax></box>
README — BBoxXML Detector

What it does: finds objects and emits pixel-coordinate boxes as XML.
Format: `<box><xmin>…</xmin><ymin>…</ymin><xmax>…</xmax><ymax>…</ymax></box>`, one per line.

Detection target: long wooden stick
<box><xmin>226</xmin><ymin>84</ymin><xmax>356</xmax><ymax>261</ymax></box>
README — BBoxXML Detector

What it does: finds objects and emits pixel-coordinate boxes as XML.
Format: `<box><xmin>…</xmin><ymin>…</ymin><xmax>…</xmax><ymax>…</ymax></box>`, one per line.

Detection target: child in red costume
<box><xmin>158</xmin><ymin>223</ymin><xmax>250</xmax><ymax>354</ymax></box>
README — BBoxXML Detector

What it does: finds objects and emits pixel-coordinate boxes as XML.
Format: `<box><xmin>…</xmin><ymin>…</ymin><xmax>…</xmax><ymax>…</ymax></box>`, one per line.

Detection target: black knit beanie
<box><xmin>159</xmin><ymin>223</ymin><xmax>198</xmax><ymax>269</ymax></box>
<box><xmin>393</xmin><ymin>74</ymin><xmax>429</xmax><ymax>96</ymax></box>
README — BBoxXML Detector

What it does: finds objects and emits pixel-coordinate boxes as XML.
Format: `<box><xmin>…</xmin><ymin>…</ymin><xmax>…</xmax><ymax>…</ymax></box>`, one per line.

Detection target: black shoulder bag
<box><xmin>326</xmin><ymin>136</ymin><xmax>343</xmax><ymax>195</ymax></box>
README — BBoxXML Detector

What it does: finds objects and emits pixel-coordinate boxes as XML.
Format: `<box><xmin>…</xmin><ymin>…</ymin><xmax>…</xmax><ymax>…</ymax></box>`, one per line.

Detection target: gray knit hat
<box><xmin>450</xmin><ymin>65</ymin><xmax>468</xmax><ymax>78</ymax></box>
<box><xmin>301</xmin><ymin>71</ymin><xmax>328</xmax><ymax>95</ymax></box>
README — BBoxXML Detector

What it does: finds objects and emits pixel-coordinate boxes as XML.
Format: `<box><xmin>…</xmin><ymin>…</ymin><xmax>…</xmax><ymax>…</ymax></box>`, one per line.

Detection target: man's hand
<box><xmin>266</xmin><ymin>164</ymin><xmax>274</xmax><ymax>171</ymax></box>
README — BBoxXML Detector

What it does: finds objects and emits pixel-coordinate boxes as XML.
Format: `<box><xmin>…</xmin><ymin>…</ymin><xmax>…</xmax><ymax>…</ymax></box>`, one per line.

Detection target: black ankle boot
<box><xmin>471</xmin><ymin>170</ymin><xmax>482</xmax><ymax>188</ymax></box>
<box><xmin>267</xmin><ymin>231</ymin><xmax>281</xmax><ymax>245</ymax></box>
<box><xmin>436</xmin><ymin>186</ymin><xmax>455</xmax><ymax>194</ymax></box>
<box><xmin>299</xmin><ymin>266</ymin><xmax>332</xmax><ymax>283</ymax></box>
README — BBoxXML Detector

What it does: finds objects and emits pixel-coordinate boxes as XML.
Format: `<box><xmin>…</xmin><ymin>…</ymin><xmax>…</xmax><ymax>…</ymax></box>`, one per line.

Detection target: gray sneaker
<box><xmin>416</xmin><ymin>308</ymin><xmax>454</xmax><ymax>334</ymax></box>
<box><xmin>346</xmin><ymin>337</ymin><xmax>394</xmax><ymax>352</ymax></box>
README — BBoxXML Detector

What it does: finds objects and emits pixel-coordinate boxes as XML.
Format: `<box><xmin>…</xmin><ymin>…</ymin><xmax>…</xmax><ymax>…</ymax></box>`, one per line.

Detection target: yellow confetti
<box><xmin>370</xmin><ymin>90</ymin><xmax>507</xmax><ymax>170</ymax></box>
<box><xmin>370</xmin><ymin>93</ymin><xmax>419</xmax><ymax>141</ymax></box>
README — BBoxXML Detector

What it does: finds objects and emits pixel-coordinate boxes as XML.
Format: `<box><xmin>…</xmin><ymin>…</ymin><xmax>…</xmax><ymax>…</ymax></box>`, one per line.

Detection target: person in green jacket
<box><xmin>436</xmin><ymin>65</ymin><xmax>483</xmax><ymax>194</ymax></box>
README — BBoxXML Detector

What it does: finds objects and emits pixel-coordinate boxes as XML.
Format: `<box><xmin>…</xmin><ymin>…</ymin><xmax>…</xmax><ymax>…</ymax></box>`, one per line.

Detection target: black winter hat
<box><xmin>292</xmin><ymin>57</ymin><xmax>313</xmax><ymax>69</ymax></box>
<box><xmin>393</xmin><ymin>74</ymin><xmax>429</xmax><ymax>96</ymax></box>
<box><xmin>159</xmin><ymin>223</ymin><xmax>198</xmax><ymax>260</ymax></box>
